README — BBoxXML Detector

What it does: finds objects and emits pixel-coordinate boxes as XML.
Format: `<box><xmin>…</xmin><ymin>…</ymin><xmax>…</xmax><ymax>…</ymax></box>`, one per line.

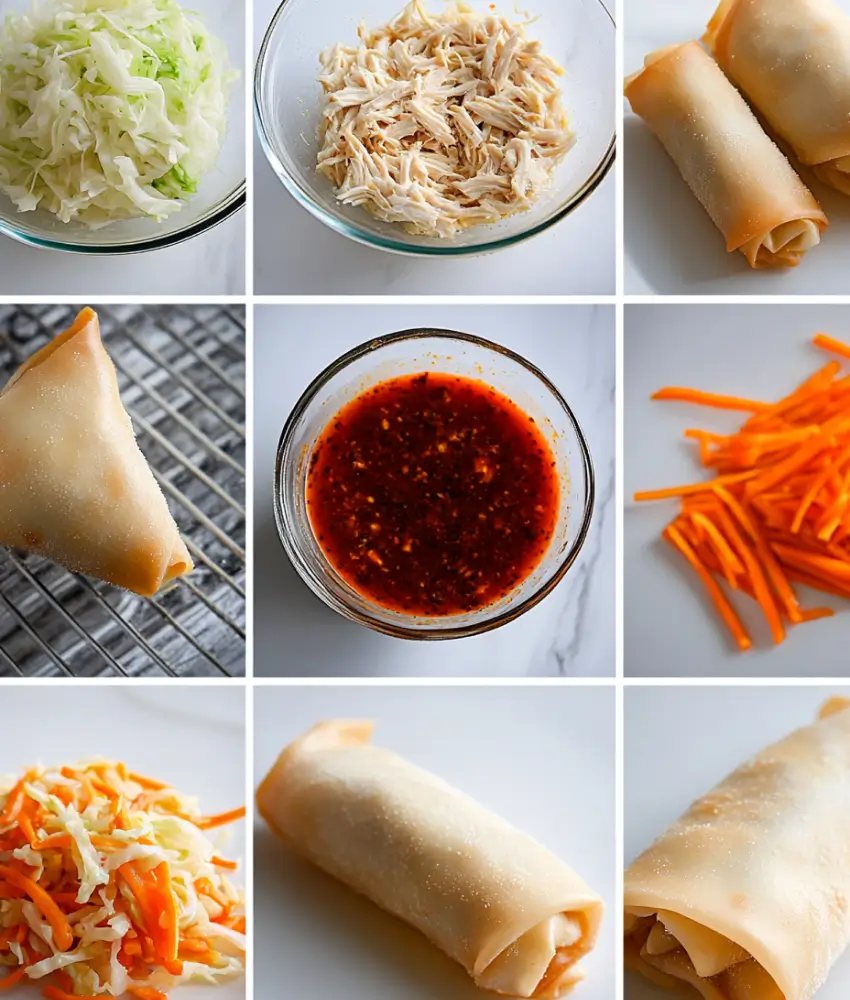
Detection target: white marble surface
<box><xmin>253</xmin><ymin>304</ymin><xmax>615</xmax><ymax>677</ymax></box>
<box><xmin>625</xmin><ymin>304</ymin><xmax>850</xmax><ymax>677</ymax></box>
<box><xmin>0</xmin><ymin>211</ymin><xmax>245</xmax><ymax>297</ymax></box>
<box><xmin>254</xmin><ymin>686</ymin><xmax>615</xmax><ymax>1000</ymax></box>
<box><xmin>252</xmin><ymin>0</ymin><xmax>615</xmax><ymax>296</ymax></box>
<box><xmin>624</xmin><ymin>0</ymin><xmax>850</xmax><ymax>295</ymax></box>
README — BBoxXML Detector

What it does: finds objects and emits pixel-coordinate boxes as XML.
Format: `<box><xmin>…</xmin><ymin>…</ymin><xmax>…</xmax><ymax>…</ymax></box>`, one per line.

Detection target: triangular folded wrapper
<box><xmin>0</xmin><ymin>308</ymin><xmax>193</xmax><ymax>596</ymax></box>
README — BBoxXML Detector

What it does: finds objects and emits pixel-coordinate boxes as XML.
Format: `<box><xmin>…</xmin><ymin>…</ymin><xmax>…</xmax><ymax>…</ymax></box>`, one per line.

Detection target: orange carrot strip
<box><xmin>210</xmin><ymin>856</ymin><xmax>238</xmax><ymax>871</ymax></box>
<box><xmin>195</xmin><ymin>807</ymin><xmax>246</xmax><ymax>830</ymax></box>
<box><xmin>799</xmin><ymin>607</ymin><xmax>835</xmax><ymax>622</ymax></box>
<box><xmin>814</xmin><ymin>333</ymin><xmax>850</xmax><ymax>361</ymax></box>
<box><xmin>664</xmin><ymin>525</ymin><xmax>752</xmax><ymax>652</ymax></box>
<box><xmin>127</xmin><ymin>773</ymin><xmax>170</xmax><ymax>791</ymax></box>
<box><xmin>0</xmin><ymin>865</ymin><xmax>72</xmax><ymax>952</ymax></box>
<box><xmin>0</xmin><ymin>969</ymin><xmax>26</xmax><ymax>990</ymax></box>
<box><xmin>127</xmin><ymin>988</ymin><xmax>168</xmax><ymax>1000</ymax></box>
<box><xmin>709</xmin><ymin>501</ymin><xmax>787</xmax><ymax>644</ymax></box>
<box><xmin>714</xmin><ymin>487</ymin><xmax>804</xmax><ymax>625</ymax></box>
<box><xmin>689</xmin><ymin>511</ymin><xmax>743</xmax><ymax>589</ymax></box>
<box><xmin>652</xmin><ymin>387</ymin><xmax>770</xmax><ymax>412</ymax></box>
<box><xmin>634</xmin><ymin>471</ymin><xmax>760</xmax><ymax>503</ymax></box>
<box><xmin>771</xmin><ymin>544</ymin><xmax>850</xmax><ymax>582</ymax></box>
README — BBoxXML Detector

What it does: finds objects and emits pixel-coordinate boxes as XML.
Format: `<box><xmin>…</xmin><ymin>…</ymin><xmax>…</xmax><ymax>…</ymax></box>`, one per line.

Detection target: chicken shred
<box><xmin>317</xmin><ymin>0</ymin><xmax>575</xmax><ymax>239</ymax></box>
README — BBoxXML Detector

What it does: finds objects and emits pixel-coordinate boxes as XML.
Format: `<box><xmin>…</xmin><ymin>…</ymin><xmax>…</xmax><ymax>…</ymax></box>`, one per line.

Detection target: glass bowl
<box><xmin>274</xmin><ymin>329</ymin><xmax>595</xmax><ymax>639</ymax></box>
<box><xmin>0</xmin><ymin>0</ymin><xmax>245</xmax><ymax>254</ymax></box>
<box><xmin>255</xmin><ymin>0</ymin><xmax>615</xmax><ymax>257</ymax></box>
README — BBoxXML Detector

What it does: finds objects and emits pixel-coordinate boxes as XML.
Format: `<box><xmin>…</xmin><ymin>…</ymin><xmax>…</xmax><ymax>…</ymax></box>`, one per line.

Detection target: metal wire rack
<box><xmin>0</xmin><ymin>304</ymin><xmax>246</xmax><ymax>678</ymax></box>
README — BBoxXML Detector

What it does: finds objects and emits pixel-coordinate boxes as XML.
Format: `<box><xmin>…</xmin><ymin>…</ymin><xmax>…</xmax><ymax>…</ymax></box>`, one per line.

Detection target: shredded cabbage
<box><xmin>0</xmin><ymin>760</ymin><xmax>245</xmax><ymax>998</ymax></box>
<box><xmin>0</xmin><ymin>0</ymin><xmax>234</xmax><ymax>227</ymax></box>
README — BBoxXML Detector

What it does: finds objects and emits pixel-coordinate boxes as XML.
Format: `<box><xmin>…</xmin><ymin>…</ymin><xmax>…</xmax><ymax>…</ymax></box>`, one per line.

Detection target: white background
<box><xmin>252</xmin><ymin>303</ymin><xmax>616</xmax><ymax>677</ymax></box>
<box><xmin>624</xmin><ymin>0</ymin><xmax>850</xmax><ymax>295</ymax></box>
<box><xmin>2</xmin><ymin>685</ymin><xmax>246</xmax><ymax>1000</ymax></box>
<box><xmin>252</xmin><ymin>0</ymin><xmax>615</xmax><ymax>295</ymax></box>
<box><xmin>624</xmin><ymin>304</ymin><xmax>850</xmax><ymax>677</ymax></box>
<box><xmin>253</xmin><ymin>684</ymin><xmax>615</xmax><ymax>1000</ymax></box>
<box><xmin>625</xmin><ymin>686</ymin><xmax>850</xmax><ymax>1000</ymax></box>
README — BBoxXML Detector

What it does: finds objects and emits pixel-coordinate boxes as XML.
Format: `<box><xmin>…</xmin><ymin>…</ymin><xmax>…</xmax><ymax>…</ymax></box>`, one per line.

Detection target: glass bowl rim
<box><xmin>273</xmin><ymin>326</ymin><xmax>596</xmax><ymax>640</ymax></box>
<box><xmin>0</xmin><ymin>184</ymin><xmax>246</xmax><ymax>255</ymax></box>
<box><xmin>254</xmin><ymin>0</ymin><xmax>616</xmax><ymax>258</ymax></box>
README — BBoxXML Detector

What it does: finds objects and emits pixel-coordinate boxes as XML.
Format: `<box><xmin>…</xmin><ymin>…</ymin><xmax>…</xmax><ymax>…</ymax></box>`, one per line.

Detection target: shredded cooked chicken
<box><xmin>317</xmin><ymin>0</ymin><xmax>574</xmax><ymax>239</ymax></box>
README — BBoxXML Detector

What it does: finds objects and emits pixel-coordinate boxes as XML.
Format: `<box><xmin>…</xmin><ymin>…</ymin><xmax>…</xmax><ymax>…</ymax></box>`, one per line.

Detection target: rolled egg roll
<box><xmin>258</xmin><ymin>720</ymin><xmax>604</xmax><ymax>998</ymax></box>
<box><xmin>624</xmin><ymin>696</ymin><xmax>850</xmax><ymax>1000</ymax></box>
<box><xmin>705</xmin><ymin>0</ymin><xmax>850</xmax><ymax>195</ymax></box>
<box><xmin>625</xmin><ymin>42</ymin><xmax>827</xmax><ymax>268</ymax></box>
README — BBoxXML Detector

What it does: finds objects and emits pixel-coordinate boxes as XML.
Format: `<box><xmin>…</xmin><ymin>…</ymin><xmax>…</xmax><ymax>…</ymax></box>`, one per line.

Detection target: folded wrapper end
<box><xmin>741</xmin><ymin>219</ymin><xmax>825</xmax><ymax>269</ymax></box>
<box><xmin>1</xmin><ymin>306</ymin><xmax>99</xmax><ymax>396</ymax></box>
<box><xmin>476</xmin><ymin>903</ymin><xmax>604</xmax><ymax>997</ymax></box>
<box><xmin>624</xmin><ymin>43</ymin><xmax>688</xmax><ymax>100</ymax></box>
<box><xmin>818</xmin><ymin>696</ymin><xmax>850</xmax><ymax>721</ymax></box>
<box><xmin>256</xmin><ymin>719</ymin><xmax>376</xmax><ymax>843</ymax></box>
<box><xmin>813</xmin><ymin>159</ymin><xmax>850</xmax><ymax>196</ymax></box>
<box><xmin>703</xmin><ymin>0</ymin><xmax>737</xmax><ymax>54</ymax></box>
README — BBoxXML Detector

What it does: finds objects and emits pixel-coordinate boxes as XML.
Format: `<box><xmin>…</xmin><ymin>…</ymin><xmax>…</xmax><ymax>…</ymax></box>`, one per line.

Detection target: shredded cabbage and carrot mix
<box><xmin>636</xmin><ymin>334</ymin><xmax>850</xmax><ymax>652</ymax></box>
<box><xmin>0</xmin><ymin>0</ymin><xmax>234</xmax><ymax>228</ymax></box>
<box><xmin>0</xmin><ymin>761</ymin><xmax>245</xmax><ymax>1000</ymax></box>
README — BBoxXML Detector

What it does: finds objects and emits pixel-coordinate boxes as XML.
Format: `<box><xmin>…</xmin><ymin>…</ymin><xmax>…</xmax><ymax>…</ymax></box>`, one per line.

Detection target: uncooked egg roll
<box><xmin>624</xmin><ymin>697</ymin><xmax>850</xmax><ymax>1000</ymax></box>
<box><xmin>625</xmin><ymin>41</ymin><xmax>827</xmax><ymax>268</ymax></box>
<box><xmin>0</xmin><ymin>308</ymin><xmax>192</xmax><ymax>596</ymax></box>
<box><xmin>705</xmin><ymin>0</ymin><xmax>850</xmax><ymax>196</ymax></box>
<box><xmin>257</xmin><ymin>720</ymin><xmax>604</xmax><ymax>998</ymax></box>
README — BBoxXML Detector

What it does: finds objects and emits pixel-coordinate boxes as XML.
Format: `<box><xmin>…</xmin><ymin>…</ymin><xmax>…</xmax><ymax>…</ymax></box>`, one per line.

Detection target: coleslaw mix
<box><xmin>0</xmin><ymin>761</ymin><xmax>245</xmax><ymax>1000</ymax></box>
<box><xmin>0</xmin><ymin>0</ymin><xmax>235</xmax><ymax>227</ymax></box>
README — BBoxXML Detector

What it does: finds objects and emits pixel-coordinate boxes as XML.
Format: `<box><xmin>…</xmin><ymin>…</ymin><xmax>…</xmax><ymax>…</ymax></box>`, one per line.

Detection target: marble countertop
<box><xmin>0</xmin><ymin>211</ymin><xmax>245</xmax><ymax>297</ymax></box>
<box><xmin>252</xmin><ymin>303</ymin><xmax>615</xmax><ymax>677</ymax></box>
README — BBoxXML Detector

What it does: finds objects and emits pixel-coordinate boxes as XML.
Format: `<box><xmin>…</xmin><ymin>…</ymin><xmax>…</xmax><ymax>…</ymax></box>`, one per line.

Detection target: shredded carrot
<box><xmin>210</xmin><ymin>856</ymin><xmax>238</xmax><ymax>871</ymax></box>
<box><xmin>0</xmin><ymin>865</ymin><xmax>72</xmax><ymax>951</ymax></box>
<box><xmin>652</xmin><ymin>387</ymin><xmax>771</xmax><ymax>413</ymax></box>
<box><xmin>664</xmin><ymin>525</ymin><xmax>753</xmax><ymax>651</ymax></box>
<box><xmin>814</xmin><ymin>333</ymin><xmax>850</xmax><ymax>361</ymax></box>
<box><xmin>0</xmin><ymin>762</ymin><xmax>245</xmax><ymax>1000</ymax></box>
<box><xmin>195</xmin><ymin>807</ymin><xmax>247</xmax><ymax>830</ymax></box>
<box><xmin>637</xmin><ymin>335</ymin><xmax>850</xmax><ymax>650</ymax></box>
<box><xmin>0</xmin><ymin>968</ymin><xmax>26</xmax><ymax>990</ymax></box>
<box><xmin>127</xmin><ymin>988</ymin><xmax>168</xmax><ymax>1000</ymax></box>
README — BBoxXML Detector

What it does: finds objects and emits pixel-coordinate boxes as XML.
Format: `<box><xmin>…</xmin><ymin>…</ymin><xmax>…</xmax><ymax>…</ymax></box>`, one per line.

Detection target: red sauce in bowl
<box><xmin>306</xmin><ymin>372</ymin><xmax>560</xmax><ymax>617</ymax></box>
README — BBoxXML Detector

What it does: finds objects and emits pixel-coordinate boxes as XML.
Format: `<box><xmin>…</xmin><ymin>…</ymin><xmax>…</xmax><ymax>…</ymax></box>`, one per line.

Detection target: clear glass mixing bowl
<box><xmin>0</xmin><ymin>0</ymin><xmax>246</xmax><ymax>254</ymax></box>
<box><xmin>256</xmin><ymin>0</ymin><xmax>615</xmax><ymax>257</ymax></box>
<box><xmin>274</xmin><ymin>329</ymin><xmax>595</xmax><ymax>639</ymax></box>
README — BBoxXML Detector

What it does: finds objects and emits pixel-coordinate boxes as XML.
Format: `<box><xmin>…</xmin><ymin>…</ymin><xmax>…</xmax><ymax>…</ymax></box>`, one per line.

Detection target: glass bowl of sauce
<box><xmin>274</xmin><ymin>329</ymin><xmax>594</xmax><ymax>640</ymax></box>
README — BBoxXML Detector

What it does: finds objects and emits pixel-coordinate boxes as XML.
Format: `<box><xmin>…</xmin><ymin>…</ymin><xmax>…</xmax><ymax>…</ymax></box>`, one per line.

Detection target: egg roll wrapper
<box><xmin>0</xmin><ymin>308</ymin><xmax>192</xmax><ymax>596</ymax></box>
<box><xmin>625</xmin><ymin>41</ymin><xmax>827</xmax><ymax>267</ymax></box>
<box><xmin>705</xmin><ymin>0</ymin><xmax>850</xmax><ymax>195</ymax></box>
<box><xmin>258</xmin><ymin>720</ymin><xmax>604</xmax><ymax>998</ymax></box>
<box><xmin>624</xmin><ymin>697</ymin><xmax>850</xmax><ymax>1000</ymax></box>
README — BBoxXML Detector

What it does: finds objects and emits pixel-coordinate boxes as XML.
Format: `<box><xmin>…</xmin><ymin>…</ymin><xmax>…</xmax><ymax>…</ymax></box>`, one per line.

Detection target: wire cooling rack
<box><xmin>0</xmin><ymin>304</ymin><xmax>246</xmax><ymax>678</ymax></box>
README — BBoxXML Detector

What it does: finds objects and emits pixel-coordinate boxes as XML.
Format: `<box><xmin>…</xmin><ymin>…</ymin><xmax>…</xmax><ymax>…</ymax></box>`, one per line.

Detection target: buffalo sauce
<box><xmin>306</xmin><ymin>371</ymin><xmax>560</xmax><ymax>616</ymax></box>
